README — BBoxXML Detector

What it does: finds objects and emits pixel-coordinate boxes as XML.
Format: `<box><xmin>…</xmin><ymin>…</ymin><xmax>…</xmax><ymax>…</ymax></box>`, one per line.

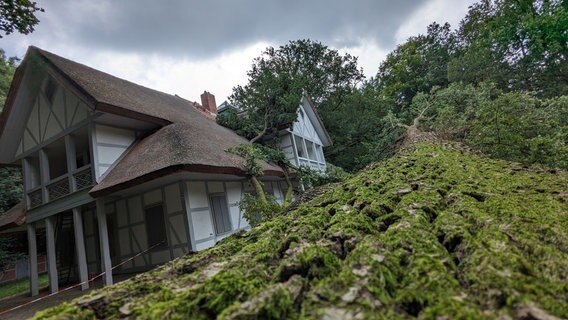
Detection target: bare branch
<box><xmin>250</xmin><ymin>104</ymin><xmax>270</xmax><ymax>144</ymax></box>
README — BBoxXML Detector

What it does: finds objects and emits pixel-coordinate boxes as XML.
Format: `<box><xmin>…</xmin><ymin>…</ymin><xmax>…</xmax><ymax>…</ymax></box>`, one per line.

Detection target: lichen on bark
<box><xmin>35</xmin><ymin>143</ymin><xmax>568</xmax><ymax>319</ymax></box>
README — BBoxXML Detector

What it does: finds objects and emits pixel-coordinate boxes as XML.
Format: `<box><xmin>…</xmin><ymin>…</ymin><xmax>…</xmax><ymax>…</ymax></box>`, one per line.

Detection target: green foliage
<box><xmin>299</xmin><ymin>163</ymin><xmax>352</xmax><ymax>188</ymax></box>
<box><xmin>0</xmin><ymin>0</ymin><xmax>44</xmax><ymax>38</ymax></box>
<box><xmin>319</xmin><ymin>84</ymin><xmax>392</xmax><ymax>171</ymax></box>
<box><xmin>416</xmin><ymin>83</ymin><xmax>568</xmax><ymax>169</ymax></box>
<box><xmin>0</xmin><ymin>166</ymin><xmax>22</xmax><ymax>214</ymax></box>
<box><xmin>469</xmin><ymin>92</ymin><xmax>568</xmax><ymax>168</ymax></box>
<box><xmin>218</xmin><ymin>39</ymin><xmax>364</xmax><ymax>143</ymax></box>
<box><xmin>0</xmin><ymin>49</ymin><xmax>21</xmax><ymax>214</ymax></box>
<box><xmin>239</xmin><ymin>193</ymin><xmax>282</xmax><ymax>228</ymax></box>
<box><xmin>375</xmin><ymin>22</ymin><xmax>455</xmax><ymax>114</ymax></box>
<box><xmin>0</xmin><ymin>236</ymin><xmax>23</xmax><ymax>271</ymax></box>
<box><xmin>34</xmin><ymin>143</ymin><xmax>568</xmax><ymax>319</ymax></box>
<box><xmin>326</xmin><ymin>0</ymin><xmax>568</xmax><ymax>173</ymax></box>
<box><xmin>255</xmin><ymin>144</ymin><xmax>292</xmax><ymax>169</ymax></box>
<box><xmin>0</xmin><ymin>274</ymin><xmax>48</xmax><ymax>300</ymax></box>
<box><xmin>0</xmin><ymin>48</ymin><xmax>17</xmax><ymax>108</ymax></box>
<box><xmin>227</xmin><ymin>144</ymin><xmax>265</xmax><ymax>177</ymax></box>
<box><xmin>228</xmin><ymin>143</ymin><xmax>294</xmax><ymax>215</ymax></box>
<box><xmin>449</xmin><ymin>0</ymin><xmax>568</xmax><ymax>97</ymax></box>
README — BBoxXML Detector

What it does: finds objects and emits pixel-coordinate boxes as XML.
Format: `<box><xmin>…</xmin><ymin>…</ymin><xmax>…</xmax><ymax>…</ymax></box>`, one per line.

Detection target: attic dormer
<box><xmin>278</xmin><ymin>95</ymin><xmax>332</xmax><ymax>171</ymax></box>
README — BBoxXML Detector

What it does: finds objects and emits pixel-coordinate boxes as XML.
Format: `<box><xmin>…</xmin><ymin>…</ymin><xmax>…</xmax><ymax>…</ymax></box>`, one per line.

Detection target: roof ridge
<box><xmin>33</xmin><ymin>46</ymin><xmax>198</xmax><ymax>105</ymax></box>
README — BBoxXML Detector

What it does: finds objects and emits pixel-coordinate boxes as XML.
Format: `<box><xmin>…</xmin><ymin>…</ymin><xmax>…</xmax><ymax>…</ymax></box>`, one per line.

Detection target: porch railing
<box><xmin>28</xmin><ymin>187</ymin><xmax>43</xmax><ymax>209</ymax></box>
<box><xmin>47</xmin><ymin>175</ymin><xmax>70</xmax><ymax>201</ymax></box>
<box><xmin>73</xmin><ymin>165</ymin><xmax>94</xmax><ymax>191</ymax></box>
<box><xmin>26</xmin><ymin>164</ymin><xmax>94</xmax><ymax>209</ymax></box>
<box><xmin>297</xmin><ymin>157</ymin><xmax>326</xmax><ymax>172</ymax></box>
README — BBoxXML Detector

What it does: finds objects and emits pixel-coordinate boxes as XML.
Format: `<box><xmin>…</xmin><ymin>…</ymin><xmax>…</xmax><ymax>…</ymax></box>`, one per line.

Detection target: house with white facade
<box><xmin>218</xmin><ymin>96</ymin><xmax>332</xmax><ymax>172</ymax></box>
<box><xmin>278</xmin><ymin>95</ymin><xmax>332</xmax><ymax>172</ymax></box>
<box><xmin>0</xmin><ymin>46</ymin><xmax>332</xmax><ymax>296</ymax></box>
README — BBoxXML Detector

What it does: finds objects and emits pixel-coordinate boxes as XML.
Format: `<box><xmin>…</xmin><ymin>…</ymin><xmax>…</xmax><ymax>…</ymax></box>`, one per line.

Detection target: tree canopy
<box><xmin>218</xmin><ymin>39</ymin><xmax>364</xmax><ymax>144</ymax></box>
<box><xmin>0</xmin><ymin>50</ymin><xmax>21</xmax><ymax>215</ymax></box>
<box><xmin>0</xmin><ymin>48</ymin><xmax>17</xmax><ymax>108</ymax></box>
<box><xmin>339</xmin><ymin>0</ymin><xmax>568</xmax><ymax>171</ymax></box>
<box><xmin>0</xmin><ymin>0</ymin><xmax>44</xmax><ymax>38</ymax></box>
<box><xmin>449</xmin><ymin>0</ymin><xmax>568</xmax><ymax>97</ymax></box>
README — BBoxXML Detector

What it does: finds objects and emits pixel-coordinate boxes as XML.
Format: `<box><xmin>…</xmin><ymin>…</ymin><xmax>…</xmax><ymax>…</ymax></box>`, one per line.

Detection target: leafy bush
<box><xmin>239</xmin><ymin>193</ymin><xmax>283</xmax><ymax>228</ymax></box>
<box><xmin>416</xmin><ymin>83</ymin><xmax>568</xmax><ymax>169</ymax></box>
<box><xmin>299</xmin><ymin>163</ymin><xmax>352</xmax><ymax>188</ymax></box>
<box><xmin>0</xmin><ymin>167</ymin><xmax>22</xmax><ymax>214</ymax></box>
<box><xmin>0</xmin><ymin>237</ymin><xmax>23</xmax><ymax>271</ymax></box>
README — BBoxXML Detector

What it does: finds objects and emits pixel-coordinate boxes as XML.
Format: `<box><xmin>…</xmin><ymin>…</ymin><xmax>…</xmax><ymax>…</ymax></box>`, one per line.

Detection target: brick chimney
<box><xmin>200</xmin><ymin>91</ymin><xmax>217</xmax><ymax>114</ymax></box>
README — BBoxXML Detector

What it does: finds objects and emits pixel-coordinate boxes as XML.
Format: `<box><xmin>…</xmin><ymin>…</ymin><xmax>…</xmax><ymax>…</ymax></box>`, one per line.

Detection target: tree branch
<box><xmin>250</xmin><ymin>105</ymin><xmax>270</xmax><ymax>144</ymax></box>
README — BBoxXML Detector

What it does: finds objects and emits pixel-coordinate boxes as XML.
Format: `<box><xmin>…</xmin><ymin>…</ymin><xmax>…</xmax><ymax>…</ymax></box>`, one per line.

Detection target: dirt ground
<box><xmin>0</xmin><ymin>286</ymin><xmax>92</xmax><ymax>319</ymax></box>
<box><xmin>0</xmin><ymin>275</ymin><xmax>134</xmax><ymax>319</ymax></box>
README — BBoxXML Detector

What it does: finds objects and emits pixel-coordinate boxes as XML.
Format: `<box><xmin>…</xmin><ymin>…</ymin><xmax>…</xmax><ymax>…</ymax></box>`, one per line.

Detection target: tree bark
<box><xmin>250</xmin><ymin>175</ymin><xmax>267</xmax><ymax>204</ymax></box>
<box><xmin>250</xmin><ymin>104</ymin><xmax>271</xmax><ymax>144</ymax></box>
<box><xmin>282</xmin><ymin>167</ymin><xmax>294</xmax><ymax>207</ymax></box>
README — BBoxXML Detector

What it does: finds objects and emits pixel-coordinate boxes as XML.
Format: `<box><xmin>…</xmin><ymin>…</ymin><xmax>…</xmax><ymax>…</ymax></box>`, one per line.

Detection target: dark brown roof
<box><xmin>25</xmin><ymin>47</ymin><xmax>284</xmax><ymax>196</ymax></box>
<box><xmin>0</xmin><ymin>203</ymin><xmax>25</xmax><ymax>231</ymax></box>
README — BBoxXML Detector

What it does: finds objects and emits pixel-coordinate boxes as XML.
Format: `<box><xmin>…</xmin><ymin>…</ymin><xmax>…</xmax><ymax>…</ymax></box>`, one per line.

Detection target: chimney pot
<box><xmin>200</xmin><ymin>91</ymin><xmax>217</xmax><ymax>114</ymax></box>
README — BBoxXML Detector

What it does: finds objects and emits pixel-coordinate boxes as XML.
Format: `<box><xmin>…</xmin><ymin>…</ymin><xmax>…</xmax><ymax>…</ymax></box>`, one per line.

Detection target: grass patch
<box><xmin>0</xmin><ymin>274</ymin><xmax>49</xmax><ymax>300</ymax></box>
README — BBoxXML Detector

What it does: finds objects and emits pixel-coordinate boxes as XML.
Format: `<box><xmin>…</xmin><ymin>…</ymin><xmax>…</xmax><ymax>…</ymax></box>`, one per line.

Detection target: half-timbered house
<box><xmin>0</xmin><ymin>46</ymin><xmax>332</xmax><ymax>296</ymax></box>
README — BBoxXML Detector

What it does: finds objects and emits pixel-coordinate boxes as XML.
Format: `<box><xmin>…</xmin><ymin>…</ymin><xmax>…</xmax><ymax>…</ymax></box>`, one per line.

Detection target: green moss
<box><xmin>34</xmin><ymin>143</ymin><xmax>568</xmax><ymax>319</ymax></box>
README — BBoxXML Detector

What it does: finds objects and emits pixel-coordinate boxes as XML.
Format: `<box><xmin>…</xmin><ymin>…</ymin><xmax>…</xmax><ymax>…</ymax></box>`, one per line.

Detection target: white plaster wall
<box><xmin>292</xmin><ymin>106</ymin><xmax>323</xmax><ymax>145</ymax></box>
<box><xmin>165</xmin><ymin>184</ymin><xmax>182</xmax><ymax>213</ymax></box>
<box><xmin>18</xmin><ymin>82</ymin><xmax>90</xmax><ymax>155</ymax></box>
<box><xmin>184</xmin><ymin>179</ymin><xmax>288</xmax><ymax>251</ymax></box>
<box><xmin>196</xmin><ymin>239</ymin><xmax>216</xmax><ymax>251</ymax></box>
<box><xmin>186</xmin><ymin>181</ymin><xmax>215</xmax><ymax>245</ymax></box>
<box><xmin>93</xmin><ymin>124</ymin><xmax>135</xmax><ymax>180</ymax></box>
<box><xmin>191</xmin><ymin>210</ymin><xmax>214</xmax><ymax>240</ymax></box>
<box><xmin>226</xmin><ymin>182</ymin><xmax>244</xmax><ymax>229</ymax></box>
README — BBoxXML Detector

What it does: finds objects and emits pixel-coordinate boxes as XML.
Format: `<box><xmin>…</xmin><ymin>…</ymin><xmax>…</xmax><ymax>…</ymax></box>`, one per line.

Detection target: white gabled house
<box><xmin>278</xmin><ymin>95</ymin><xmax>332</xmax><ymax>172</ymax></box>
<box><xmin>0</xmin><ymin>46</ymin><xmax>332</xmax><ymax>297</ymax></box>
<box><xmin>218</xmin><ymin>95</ymin><xmax>333</xmax><ymax>172</ymax></box>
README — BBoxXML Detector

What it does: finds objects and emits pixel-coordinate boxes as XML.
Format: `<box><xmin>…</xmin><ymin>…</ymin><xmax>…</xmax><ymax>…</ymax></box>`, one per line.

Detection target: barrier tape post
<box><xmin>0</xmin><ymin>241</ymin><xmax>165</xmax><ymax>317</ymax></box>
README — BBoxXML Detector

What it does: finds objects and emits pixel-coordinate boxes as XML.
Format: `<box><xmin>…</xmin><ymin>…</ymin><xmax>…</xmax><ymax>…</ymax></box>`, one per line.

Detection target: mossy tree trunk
<box><xmin>282</xmin><ymin>167</ymin><xmax>294</xmax><ymax>207</ymax></box>
<box><xmin>250</xmin><ymin>175</ymin><xmax>267</xmax><ymax>204</ymax></box>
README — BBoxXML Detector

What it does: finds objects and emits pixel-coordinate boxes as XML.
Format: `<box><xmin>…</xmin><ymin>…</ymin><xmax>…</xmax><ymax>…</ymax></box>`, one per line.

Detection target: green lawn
<box><xmin>0</xmin><ymin>274</ymin><xmax>49</xmax><ymax>300</ymax></box>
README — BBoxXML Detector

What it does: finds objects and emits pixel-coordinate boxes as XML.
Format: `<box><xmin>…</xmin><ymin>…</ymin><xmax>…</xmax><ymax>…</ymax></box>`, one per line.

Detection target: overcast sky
<box><xmin>2</xmin><ymin>0</ymin><xmax>475</xmax><ymax>104</ymax></box>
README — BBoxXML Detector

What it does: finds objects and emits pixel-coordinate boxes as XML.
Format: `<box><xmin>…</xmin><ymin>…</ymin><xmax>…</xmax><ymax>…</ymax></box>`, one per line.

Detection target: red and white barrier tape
<box><xmin>0</xmin><ymin>241</ymin><xmax>165</xmax><ymax>316</ymax></box>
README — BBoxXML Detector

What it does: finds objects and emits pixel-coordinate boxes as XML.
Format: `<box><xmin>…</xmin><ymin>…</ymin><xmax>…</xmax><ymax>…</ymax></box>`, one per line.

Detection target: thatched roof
<box><xmin>29</xmin><ymin>47</ymin><xmax>284</xmax><ymax>196</ymax></box>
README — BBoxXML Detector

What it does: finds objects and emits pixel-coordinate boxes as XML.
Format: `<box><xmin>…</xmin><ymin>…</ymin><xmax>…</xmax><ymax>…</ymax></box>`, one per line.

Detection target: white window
<box><xmin>306</xmin><ymin>140</ymin><xmax>316</xmax><ymax>161</ymax></box>
<box><xmin>316</xmin><ymin>145</ymin><xmax>325</xmax><ymax>163</ymax></box>
<box><xmin>210</xmin><ymin>194</ymin><xmax>232</xmax><ymax>235</ymax></box>
<box><xmin>294</xmin><ymin>135</ymin><xmax>306</xmax><ymax>158</ymax></box>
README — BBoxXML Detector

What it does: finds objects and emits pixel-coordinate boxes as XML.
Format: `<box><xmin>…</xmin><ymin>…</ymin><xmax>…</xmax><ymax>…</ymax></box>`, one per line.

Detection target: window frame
<box><xmin>208</xmin><ymin>193</ymin><xmax>233</xmax><ymax>236</ymax></box>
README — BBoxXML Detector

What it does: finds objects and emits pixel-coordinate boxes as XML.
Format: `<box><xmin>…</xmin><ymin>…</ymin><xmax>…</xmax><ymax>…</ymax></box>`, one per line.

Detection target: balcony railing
<box><xmin>73</xmin><ymin>165</ymin><xmax>94</xmax><ymax>190</ymax></box>
<box><xmin>28</xmin><ymin>187</ymin><xmax>43</xmax><ymax>209</ymax></box>
<box><xmin>297</xmin><ymin>157</ymin><xmax>326</xmax><ymax>172</ymax></box>
<box><xmin>26</xmin><ymin>164</ymin><xmax>94</xmax><ymax>209</ymax></box>
<box><xmin>47</xmin><ymin>175</ymin><xmax>70</xmax><ymax>201</ymax></box>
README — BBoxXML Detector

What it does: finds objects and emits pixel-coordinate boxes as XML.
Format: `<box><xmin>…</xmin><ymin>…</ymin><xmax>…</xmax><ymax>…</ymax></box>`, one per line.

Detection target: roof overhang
<box><xmin>0</xmin><ymin>47</ymin><xmax>170</xmax><ymax>164</ymax></box>
<box><xmin>301</xmin><ymin>94</ymin><xmax>333</xmax><ymax>147</ymax></box>
<box><xmin>89</xmin><ymin>164</ymin><xmax>285</xmax><ymax>198</ymax></box>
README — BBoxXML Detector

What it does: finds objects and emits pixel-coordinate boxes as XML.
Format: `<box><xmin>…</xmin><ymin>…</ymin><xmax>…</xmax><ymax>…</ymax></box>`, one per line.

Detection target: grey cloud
<box><xmin>9</xmin><ymin>0</ymin><xmax>427</xmax><ymax>59</ymax></box>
